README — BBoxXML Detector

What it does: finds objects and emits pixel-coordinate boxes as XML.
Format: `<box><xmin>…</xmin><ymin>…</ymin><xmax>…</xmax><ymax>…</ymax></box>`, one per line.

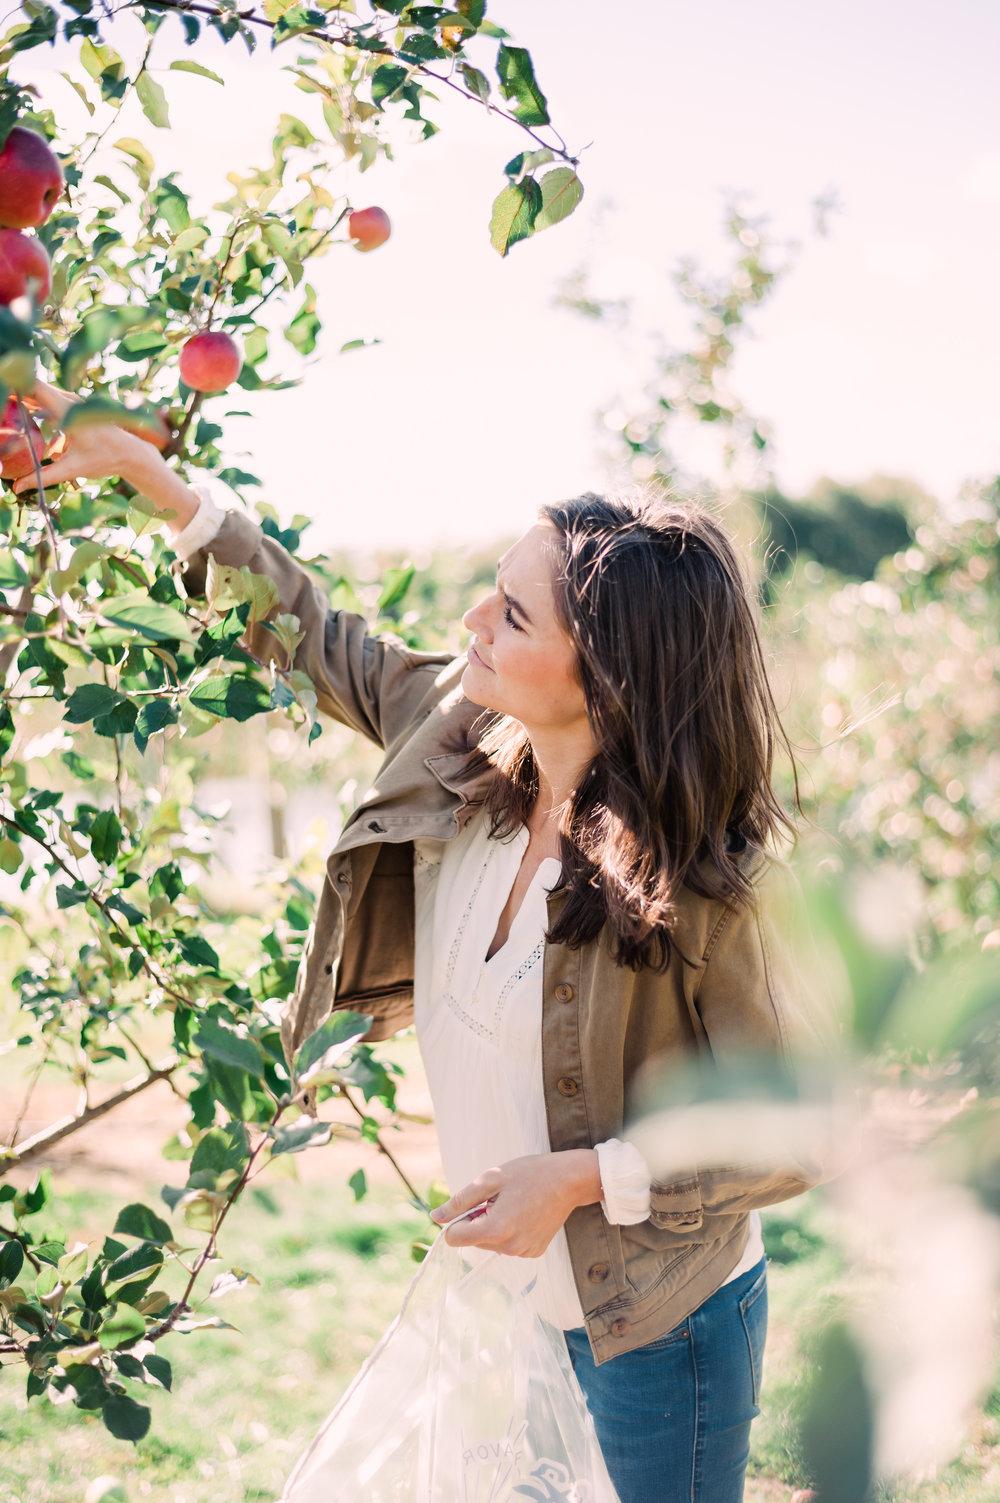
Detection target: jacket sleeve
<box><xmin>643</xmin><ymin>859</ymin><xmax>844</xmax><ymax>1232</ymax></box>
<box><xmin>180</xmin><ymin>509</ymin><xmax>456</xmax><ymax>747</ymax></box>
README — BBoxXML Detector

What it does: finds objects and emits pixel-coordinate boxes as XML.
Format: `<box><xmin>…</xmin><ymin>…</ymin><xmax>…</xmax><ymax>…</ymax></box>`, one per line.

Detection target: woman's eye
<box><xmin>503</xmin><ymin>602</ymin><xmax>523</xmax><ymax>632</ymax></box>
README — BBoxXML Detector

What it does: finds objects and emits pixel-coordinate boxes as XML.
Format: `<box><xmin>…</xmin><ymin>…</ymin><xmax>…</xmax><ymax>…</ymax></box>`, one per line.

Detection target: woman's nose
<box><xmin>462</xmin><ymin>593</ymin><xmax>494</xmax><ymax>639</ymax></box>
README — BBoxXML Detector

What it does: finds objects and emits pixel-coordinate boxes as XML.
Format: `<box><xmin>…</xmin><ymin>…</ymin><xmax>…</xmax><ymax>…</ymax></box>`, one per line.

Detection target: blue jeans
<box><xmin>564</xmin><ymin>1257</ymin><xmax>767</xmax><ymax>1503</ymax></box>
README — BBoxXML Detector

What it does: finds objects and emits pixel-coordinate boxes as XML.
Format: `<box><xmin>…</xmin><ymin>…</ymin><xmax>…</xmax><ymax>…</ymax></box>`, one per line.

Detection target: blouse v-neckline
<box><xmin>484</xmin><ymin>826</ymin><xmax>561</xmax><ymax>967</ymax></box>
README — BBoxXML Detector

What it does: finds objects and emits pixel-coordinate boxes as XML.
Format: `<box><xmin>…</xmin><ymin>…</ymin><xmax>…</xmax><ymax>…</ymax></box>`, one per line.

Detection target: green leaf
<box><xmin>169</xmin><ymin>59</ymin><xmax>224</xmax><ymax>84</ymax></box>
<box><xmin>348</xmin><ymin>1167</ymin><xmax>367</xmax><ymax>1201</ymax></box>
<box><xmin>533</xmin><ymin>167</ymin><xmax>584</xmax><ymax>232</ymax></box>
<box><xmin>62</xmin><ymin>748</ymin><xmax>96</xmax><ymax>779</ymax></box>
<box><xmin>0</xmin><ymin>703</ymin><xmax>14</xmax><ymax>759</ymax></box>
<box><xmin>194</xmin><ymin>1016</ymin><xmax>266</xmax><ymax>1081</ymax></box>
<box><xmin>98</xmin><ymin>1301</ymin><xmax>147</xmax><ymax>1351</ymax></box>
<box><xmin>178</xmin><ymin>934</ymin><xmax>220</xmax><ymax>969</ymax></box>
<box><xmin>371</xmin><ymin>63</ymin><xmax>409</xmax><ymax>105</ymax></box>
<box><xmin>460</xmin><ymin>62</ymin><xmax>490</xmax><ymax>103</ymax></box>
<box><xmin>503</xmin><ymin>147</ymin><xmax>554</xmax><ymax>182</ymax></box>
<box><xmin>51</xmin><ymin>539</ymin><xmax>108</xmax><ymax>594</ymax></box>
<box><xmin>89</xmin><ymin>809</ymin><xmax>122</xmax><ymax>864</ymax></box>
<box><xmin>56</xmin><ymin>883</ymin><xmax>91</xmax><ymax>909</ymax></box>
<box><xmin>134</xmin><ymin>698</ymin><xmax>179</xmax><ymax>752</ymax></box>
<box><xmin>172</xmin><ymin>224</ymin><xmax>209</xmax><ymax>252</ymax></box>
<box><xmin>0</xmin><ymin>1239</ymin><xmax>25</xmax><ymax>1286</ymax></box>
<box><xmin>116</xmin><ymin>331</ymin><xmax>168</xmax><ymax>363</ymax></box>
<box><xmin>190</xmin><ymin>1122</ymin><xmax>250</xmax><ymax>1178</ymax></box>
<box><xmin>59</xmin><ymin>307</ymin><xmax>147</xmax><ymax>389</ymax></box>
<box><xmin>189</xmin><ymin>674</ymin><xmax>273</xmax><ymax>722</ymax></box>
<box><xmin>63</xmin><ymin>683</ymin><xmax>126</xmax><ymax>725</ymax></box>
<box><xmin>102</xmin><ymin>594</ymin><xmax>196</xmax><ymax>644</ymax></box>
<box><xmin>113</xmin><ymin>1203</ymin><xmax>173</xmax><ymax>1246</ymax></box>
<box><xmin>294</xmin><ymin>1009</ymin><xmax>371</xmax><ymax>1088</ymax></box>
<box><xmin>144</xmin><ymin>1353</ymin><xmax>172</xmax><ymax>1390</ymax></box>
<box><xmin>269</xmin><ymin>1118</ymin><xmax>332</xmax><ymax>1155</ymax></box>
<box><xmin>94</xmin><ymin>699</ymin><xmax>139</xmax><ymax>739</ymax></box>
<box><xmin>102</xmin><ymin>1391</ymin><xmax>152</xmax><ymax>1443</ymax></box>
<box><xmin>104</xmin><ymin>1242</ymin><xmax>163</xmax><ymax>1301</ymax></box>
<box><xmin>377</xmin><ymin>565</ymin><xmax>415</xmax><ymax>613</ymax></box>
<box><xmin>136</xmin><ymin>70</ymin><xmax>170</xmax><ymax>128</ymax></box>
<box><xmin>495</xmin><ymin>44</ymin><xmax>549</xmax><ymax>126</ymax></box>
<box><xmin>489</xmin><ymin>177</ymin><xmax>542</xmax><ymax>257</ymax></box>
<box><xmin>0</xmin><ymin>550</ymin><xmax>29</xmax><ymax>589</ymax></box>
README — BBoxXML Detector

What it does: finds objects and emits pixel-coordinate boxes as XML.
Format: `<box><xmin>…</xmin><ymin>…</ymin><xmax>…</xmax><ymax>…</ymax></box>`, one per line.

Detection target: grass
<box><xmin>2</xmin><ymin>1179</ymin><xmax>999</xmax><ymax>1503</ymax></box>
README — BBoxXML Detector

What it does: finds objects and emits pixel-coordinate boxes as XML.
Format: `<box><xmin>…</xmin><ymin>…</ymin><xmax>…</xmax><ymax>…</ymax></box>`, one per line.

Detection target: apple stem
<box><xmin>164</xmin><ymin>389</ymin><xmax>203</xmax><ymax>463</ymax></box>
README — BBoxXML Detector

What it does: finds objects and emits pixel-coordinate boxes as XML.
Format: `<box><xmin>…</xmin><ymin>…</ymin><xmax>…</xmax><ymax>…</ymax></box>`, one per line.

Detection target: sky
<box><xmin>23</xmin><ymin>0</ymin><xmax>1000</xmax><ymax>549</ymax></box>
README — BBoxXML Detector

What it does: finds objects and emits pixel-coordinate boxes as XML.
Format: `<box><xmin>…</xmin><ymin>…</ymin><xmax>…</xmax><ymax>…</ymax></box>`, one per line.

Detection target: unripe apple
<box><xmin>0</xmin><ymin>229</ymin><xmax>52</xmax><ymax>304</ymax></box>
<box><xmin>179</xmin><ymin>330</ymin><xmax>243</xmax><ymax>392</ymax></box>
<box><xmin>0</xmin><ymin>127</ymin><xmax>64</xmax><ymax>230</ymax></box>
<box><xmin>348</xmin><ymin>206</ymin><xmax>391</xmax><ymax>252</ymax></box>
<box><xmin>0</xmin><ymin>396</ymin><xmax>45</xmax><ymax>480</ymax></box>
<box><xmin>0</xmin><ymin>348</ymin><xmax>36</xmax><ymax>394</ymax></box>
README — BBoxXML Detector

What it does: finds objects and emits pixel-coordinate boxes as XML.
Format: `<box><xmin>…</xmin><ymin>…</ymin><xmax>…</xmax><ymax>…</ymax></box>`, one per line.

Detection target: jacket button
<box><xmin>588</xmin><ymin>1262</ymin><xmax>609</xmax><ymax>1283</ymax></box>
<box><xmin>556</xmin><ymin>1076</ymin><xmax>579</xmax><ymax>1098</ymax></box>
<box><xmin>554</xmin><ymin>983</ymin><xmax>574</xmax><ymax>1003</ymax></box>
<box><xmin>610</xmin><ymin>1318</ymin><xmax>629</xmax><ymax>1338</ymax></box>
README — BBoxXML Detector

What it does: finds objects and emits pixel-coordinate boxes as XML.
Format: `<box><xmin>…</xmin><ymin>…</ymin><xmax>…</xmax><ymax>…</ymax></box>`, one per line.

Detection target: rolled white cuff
<box><xmin>170</xmin><ymin>477</ymin><xmax>240</xmax><ymax>561</ymax></box>
<box><xmin>595</xmin><ymin>1137</ymin><xmax>652</xmax><ymax>1225</ymax></box>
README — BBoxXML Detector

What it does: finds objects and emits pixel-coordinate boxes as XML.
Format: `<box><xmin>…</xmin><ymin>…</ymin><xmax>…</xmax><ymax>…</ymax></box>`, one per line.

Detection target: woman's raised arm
<box><xmin>13</xmin><ymin>380</ymin><xmax>457</xmax><ymax>748</ymax></box>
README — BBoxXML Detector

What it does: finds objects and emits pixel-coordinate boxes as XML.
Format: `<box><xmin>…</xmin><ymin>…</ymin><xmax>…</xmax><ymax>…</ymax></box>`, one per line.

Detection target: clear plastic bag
<box><xmin>281</xmin><ymin>1228</ymin><xmax>621</xmax><ymax>1502</ymax></box>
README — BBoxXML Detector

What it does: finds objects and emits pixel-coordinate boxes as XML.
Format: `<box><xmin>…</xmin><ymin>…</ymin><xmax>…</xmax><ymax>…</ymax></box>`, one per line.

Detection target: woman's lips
<box><xmin>467</xmin><ymin>643</ymin><xmax>493</xmax><ymax>671</ymax></box>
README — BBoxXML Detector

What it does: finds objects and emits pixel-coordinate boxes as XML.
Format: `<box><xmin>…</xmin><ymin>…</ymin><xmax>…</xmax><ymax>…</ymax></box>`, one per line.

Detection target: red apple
<box><xmin>0</xmin><ymin>229</ymin><xmax>51</xmax><ymax>304</ymax></box>
<box><xmin>0</xmin><ymin>396</ymin><xmax>45</xmax><ymax>481</ymax></box>
<box><xmin>348</xmin><ymin>206</ymin><xmax>391</xmax><ymax>252</ymax></box>
<box><xmin>0</xmin><ymin>127</ymin><xmax>64</xmax><ymax>230</ymax></box>
<box><xmin>179</xmin><ymin>330</ymin><xmax>243</xmax><ymax>392</ymax></box>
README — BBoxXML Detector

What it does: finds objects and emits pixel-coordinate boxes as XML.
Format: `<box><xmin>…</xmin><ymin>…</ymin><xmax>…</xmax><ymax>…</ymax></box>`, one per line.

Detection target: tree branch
<box><xmin>0</xmin><ymin>1056</ymin><xmax>181</xmax><ymax>1172</ymax></box>
<box><xmin>125</xmin><ymin>1</ymin><xmax>579</xmax><ymax>168</ymax></box>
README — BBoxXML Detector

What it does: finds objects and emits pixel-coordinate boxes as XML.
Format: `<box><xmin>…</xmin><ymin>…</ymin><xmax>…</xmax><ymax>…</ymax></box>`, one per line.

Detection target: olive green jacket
<box><xmin>185</xmin><ymin>511</ymin><xmax>834</xmax><ymax>1364</ymax></box>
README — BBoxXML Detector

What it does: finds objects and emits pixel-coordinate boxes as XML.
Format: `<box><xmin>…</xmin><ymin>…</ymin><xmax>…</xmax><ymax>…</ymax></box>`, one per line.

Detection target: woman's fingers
<box><xmin>430</xmin><ymin>1169</ymin><xmax>500</xmax><ymax>1225</ymax></box>
<box><xmin>24</xmin><ymin>379</ymin><xmax>78</xmax><ymax>423</ymax></box>
<box><xmin>13</xmin><ymin>455</ymin><xmax>71</xmax><ymax>495</ymax></box>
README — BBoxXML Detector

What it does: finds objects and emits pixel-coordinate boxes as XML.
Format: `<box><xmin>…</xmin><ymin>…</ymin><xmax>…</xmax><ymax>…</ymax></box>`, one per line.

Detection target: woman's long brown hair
<box><xmin>479</xmin><ymin>492</ymin><xmax>797</xmax><ymax>971</ymax></box>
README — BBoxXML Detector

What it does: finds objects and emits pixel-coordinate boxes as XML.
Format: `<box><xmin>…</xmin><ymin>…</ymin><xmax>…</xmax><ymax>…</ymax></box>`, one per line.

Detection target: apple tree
<box><xmin>0</xmin><ymin>0</ymin><xmax>586</xmax><ymax>1442</ymax></box>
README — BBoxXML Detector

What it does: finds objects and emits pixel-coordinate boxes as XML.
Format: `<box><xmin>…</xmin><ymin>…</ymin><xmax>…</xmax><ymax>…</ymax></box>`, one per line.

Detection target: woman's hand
<box><xmin>11</xmin><ymin>381</ymin><xmax>201</xmax><ymax>535</ymax></box>
<box><xmin>430</xmin><ymin>1150</ymin><xmax>602</xmax><ymax>1259</ymax></box>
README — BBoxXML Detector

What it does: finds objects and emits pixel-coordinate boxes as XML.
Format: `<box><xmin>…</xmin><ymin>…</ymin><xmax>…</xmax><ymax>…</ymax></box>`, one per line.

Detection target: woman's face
<box><xmin>461</xmin><ymin>523</ymin><xmax>594</xmax><ymax>746</ymax></box>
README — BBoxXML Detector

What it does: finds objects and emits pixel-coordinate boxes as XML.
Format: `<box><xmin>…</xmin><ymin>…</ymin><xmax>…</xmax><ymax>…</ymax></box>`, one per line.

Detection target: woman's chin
<box><xmin>461</xmin><ymin>662</ymin><xmax>494</xmax><ymax>709</ymax></box>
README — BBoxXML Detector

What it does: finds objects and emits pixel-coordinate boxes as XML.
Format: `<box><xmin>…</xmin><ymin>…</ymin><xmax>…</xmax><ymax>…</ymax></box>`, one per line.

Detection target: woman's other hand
<box><xmin>11</xmin><ymin>381</ymin><xmax>200</xmax><ymax>534</ymax></box>
<box><xmin>430</xmin><ymin>1150</ymin><xmax>602</xmax><ymax>1258</ymax></box>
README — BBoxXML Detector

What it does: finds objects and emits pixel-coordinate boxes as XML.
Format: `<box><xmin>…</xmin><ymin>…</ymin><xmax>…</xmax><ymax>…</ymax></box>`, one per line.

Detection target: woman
<box><xmin>19</xmin><ymin>388</ymin><xmax>831</xmax><ymax>1503</ymax></box>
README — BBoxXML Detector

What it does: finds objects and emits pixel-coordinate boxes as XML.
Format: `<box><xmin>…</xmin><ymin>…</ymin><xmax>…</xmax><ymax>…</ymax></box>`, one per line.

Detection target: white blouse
<box><xmin>413</xmin><ymin>812</ymin><xmax>762</xmax><ymax>1330</ymax></box>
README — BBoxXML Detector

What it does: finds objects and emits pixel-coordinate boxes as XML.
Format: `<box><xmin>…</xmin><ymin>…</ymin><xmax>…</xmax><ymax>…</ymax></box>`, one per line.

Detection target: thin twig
<box><xmin>6</xmin><ymin>1043</ymin><xmax>54</xmax><ymax>1151</ymax></box>
<box><xmin>340</xmin><ymin>1084</ymin><xmax>426</xmax><ymax>1209</ymax></box>
<box><xmin>148</xmin><ymin>1101</ymin><xmax>283</xmax><ymax>1342</ymax></box>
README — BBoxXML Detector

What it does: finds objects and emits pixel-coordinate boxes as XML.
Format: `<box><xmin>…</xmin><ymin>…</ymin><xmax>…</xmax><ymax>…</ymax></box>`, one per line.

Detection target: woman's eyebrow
<box><xmin>496</xmin><ymin>567</ymin><xmax>533</xmax><ymax>626</ymax></box>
